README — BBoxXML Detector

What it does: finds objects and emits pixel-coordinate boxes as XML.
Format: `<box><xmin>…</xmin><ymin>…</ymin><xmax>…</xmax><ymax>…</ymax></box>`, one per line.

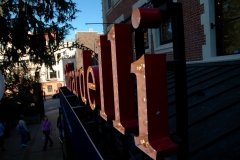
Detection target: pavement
<box><xmin>0</xmin><ymin>97</ymin><xmax>64</xmax><ymax>160</ymax></box>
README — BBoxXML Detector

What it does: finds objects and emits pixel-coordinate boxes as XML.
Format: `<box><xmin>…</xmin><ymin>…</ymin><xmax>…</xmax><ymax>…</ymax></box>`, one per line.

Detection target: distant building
<box><xmin>75</xmin><ymin>31</ymin><xmax>102</xmax><ymax>69</ymax></box>
<box><xmin>40</xmin><ymin>40</ymin><xmax>76</xmax><ymax>96</ymax></box>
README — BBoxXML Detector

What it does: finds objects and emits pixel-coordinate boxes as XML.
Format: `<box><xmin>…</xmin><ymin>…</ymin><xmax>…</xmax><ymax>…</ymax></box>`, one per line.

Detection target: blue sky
<box><xmin>65</xmin><ymin>0</ymin><xmax>104</xmax><ymax>40</ymax></box>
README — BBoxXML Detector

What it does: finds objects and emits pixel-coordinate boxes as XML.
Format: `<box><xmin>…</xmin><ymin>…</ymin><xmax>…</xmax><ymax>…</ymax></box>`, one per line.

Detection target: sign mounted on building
<box><xmin>64</xmin><ymin>7</ymin><xmax>178</xmax><ymax>160</ymax></box>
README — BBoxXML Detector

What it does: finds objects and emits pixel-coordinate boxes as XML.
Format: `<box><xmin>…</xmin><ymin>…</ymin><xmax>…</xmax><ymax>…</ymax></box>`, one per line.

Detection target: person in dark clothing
<box><xmin>43</xmin><ymin>91</ymin><xmax>46</xmax><ymax>101</ymax></box>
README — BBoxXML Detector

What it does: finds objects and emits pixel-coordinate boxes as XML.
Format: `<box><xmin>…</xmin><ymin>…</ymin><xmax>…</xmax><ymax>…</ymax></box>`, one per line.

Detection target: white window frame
<box><xmin>49</xmin><ymin>71</ymin><xmax>57</xmax><ymax>79</ymax></box>
<box><xmin>200</xmin><ymin>0</ymin><xmax>240</xmax><ymax>62</ymax></box>
<box><xmin>106</xmin><ymin>0</ymin><xmax>113</xmax><ymax>15</ymax></box>
<box><xmin>153</xmin><ymin>28</ymin><xmax>173</xmax><ymax>53</ymax></box>
<box><xmin>48</xmin><ymin>70</ymin><xmax>59</xmax><ymax>79</ymax></box>
<box><xmin>152</xmin><ymin>0</ymin><xmax>177</xmax><ymax>54</ymax></box>
<box><xmin>115</xmin><ymin>14</ymin><xmax>124</xmax><ymax>24</ymax></box>
<box><xmin>113</xmin><ymin>0</ymin><xmax>122</xmax><ymax>7</ymax></box>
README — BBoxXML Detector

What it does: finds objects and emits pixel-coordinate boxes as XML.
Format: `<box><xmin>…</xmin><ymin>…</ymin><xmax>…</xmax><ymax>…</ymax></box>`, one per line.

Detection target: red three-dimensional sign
<box><xmin>64</xmin><ymin>7</ymin><xmax>178</xmax><ymax>159</ymax></box>
<box><xmin>97</xmin><ymin>36</ymin><xmax>115</xmax><ymax>121</ymax></box>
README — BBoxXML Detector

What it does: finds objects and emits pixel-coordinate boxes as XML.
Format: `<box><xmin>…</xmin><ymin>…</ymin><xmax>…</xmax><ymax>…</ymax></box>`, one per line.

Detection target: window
<box><xmin>159</xmin><ymin>14</ymin><xmax>172</xmax><ymax>45</ymax></box>
<box><xmin>153</xmin><ymin>12</ymin><xmax>173</xmax><ymax>53</ymax></box>
<box><xmin>50</xmin><ymin>71</ymin><xmax>57</xmax><ymax>78</ymax></box>
<box><xmin>144</xmin><ymin>29</ymin><xmax>149</xmax><ymax>49</ymax></box>
<box><xmin>215</xmin><ymin>0</ymin><xmax>240</xmax><ymax>55</ymax></box>
<box><xmin>47</xmin><ymin>85</ymin><xmax>52</xmax><ymax>92</ymax></box>
<box><xmin>107</xmin><ymin>0</ymin><xmax>111</xmax><ymax>9</ymax></box>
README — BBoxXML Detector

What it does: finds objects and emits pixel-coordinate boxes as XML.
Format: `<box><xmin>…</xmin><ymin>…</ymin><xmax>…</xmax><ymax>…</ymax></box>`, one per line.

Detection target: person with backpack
<box><xmin>18</xmin><ymin>115</ymin><xmax>29</xmax><ymax>147</ymax></box>
<box><xmin>42</xmin><ymin>115</ymin><xmax>53</xmax><ymax>151</ymax></box>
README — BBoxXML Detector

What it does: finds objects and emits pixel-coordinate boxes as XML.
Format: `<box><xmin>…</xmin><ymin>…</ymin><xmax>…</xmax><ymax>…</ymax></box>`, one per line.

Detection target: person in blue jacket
<box><xmin>18</xmin><ymin>115</ymin><xmax>29</xmax><ymax>147</ymax></box>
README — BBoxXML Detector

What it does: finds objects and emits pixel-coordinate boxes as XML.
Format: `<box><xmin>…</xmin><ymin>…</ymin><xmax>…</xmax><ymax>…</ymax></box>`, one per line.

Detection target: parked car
<box><xmin>52</xmin><ymin>93</ymin><xmax>59</xmax><ymax>99</ymax></box>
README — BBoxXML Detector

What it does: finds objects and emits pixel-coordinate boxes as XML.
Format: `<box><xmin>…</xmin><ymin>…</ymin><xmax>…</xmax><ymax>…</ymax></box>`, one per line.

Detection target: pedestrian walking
<box><xmin>0</xmin><ymin>118</ymin><xmax>6</xmax><ymax>152</ymax></box>
<box><xmin>43</xmin><ymin>91</ymin><xmax>46</xmax><ymax>101</ymax></box>
<box><xmin>42</xmin><ymin>115</ymin><xmax>53</xmax><ymax>151</ymax></box>
<box><xmin>18</xmin><ymin>115</ymin><xmax>29</xmax><ymax>147</ymax></box>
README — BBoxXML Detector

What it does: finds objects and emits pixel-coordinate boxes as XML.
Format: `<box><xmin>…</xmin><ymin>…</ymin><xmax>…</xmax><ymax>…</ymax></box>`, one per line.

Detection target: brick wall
<box><xmin>105</xmin><ymin>0</ymin><xmax>206</xmax><ymax>61</ymax></box>
<box><xmin>106</xmin><ymin>0</ymin><xmax>138</xmax><ymax>25</ymax></box>
<box><xmin>180</xmin><ymin>0</ymin><xmax>205</xmax><ymax>61</ymax></box>
<box><xmin>75</xmin><ymin>32</ymin><xmax>100</xmax><ymax>69</ymax></box>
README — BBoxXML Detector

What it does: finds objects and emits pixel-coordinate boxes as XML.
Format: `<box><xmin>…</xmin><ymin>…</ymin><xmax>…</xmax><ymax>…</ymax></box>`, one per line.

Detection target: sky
<box><xmin>65</xmin><ymin>0</ymin><xmax>104</xmax><ymax>41</ymax></box>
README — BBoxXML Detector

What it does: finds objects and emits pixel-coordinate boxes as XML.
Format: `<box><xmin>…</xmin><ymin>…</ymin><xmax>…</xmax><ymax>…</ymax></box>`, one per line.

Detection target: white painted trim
<box><xmin>132</xmin><ymin>0</ymin><xmax>149</xmax><ymax>10</ymax></box>
<box><xmin>154</xmin><ymin>43</ymin><xmax>173</xmax><ymax>53</ymax></box>
<box><xmin>200</xmin><ymin>0</ymin><xmax>217</xmax><ymax>60</ymax></box>
<box><xmin>152</xmin><ymin>28</ymin><xmax>173</xmax><ymax>53</ymax></box>
<box><xmin>113</xmin><ymin>0</ymin><xmax>122</xmax><ymax>7</ymax></box>
<box><xmin>187</xmin><ymin>55</ymin><xmax>240</xmax><ymax>64</ymax></box>
<box><xmin>115</xmin><ymin>14</ymin><xmax>124</xmax><ymax>23</ymax></box>
<box><xmin>106</xmin><ymin>7</ymin><xmax>113</xmax><ymax>16</ymax></box>
<box><xmin>105</xmin><ymin>0</ymin><xmax>113</xmax><ymax>16</ymax></box>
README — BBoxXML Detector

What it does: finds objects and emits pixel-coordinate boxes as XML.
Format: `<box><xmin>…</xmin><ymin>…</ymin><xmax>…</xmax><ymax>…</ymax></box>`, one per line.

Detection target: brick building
<box><xmin>101</xmin><ymin>0</ymin><xmax>240</xmax><ymax>62</ymax></box>
<box><xmin>75</xmin><ymin>31</ymin><xmax>102</xmax><ymax>69</ymax></box>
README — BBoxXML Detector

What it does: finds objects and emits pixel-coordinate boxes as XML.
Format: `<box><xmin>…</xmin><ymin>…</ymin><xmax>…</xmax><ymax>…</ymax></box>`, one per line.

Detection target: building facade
<box><xmin>101</xmin><ymin>0</ymin><xmax>240</xmax><ymax>62</ymax></box>
<box><xmin>41</xmin><ymin>30</ymin><xmax>103</xmax><ymax>96</ymax></box>
<box><xmin>40</xmin><ymin>40</ymin><xmax>76</xmax><ymax>96</ymax></box>
<box><xmin>75</xmin><ymin>31</ymin><xmax>102</xmax><ymax>69</ymax></box>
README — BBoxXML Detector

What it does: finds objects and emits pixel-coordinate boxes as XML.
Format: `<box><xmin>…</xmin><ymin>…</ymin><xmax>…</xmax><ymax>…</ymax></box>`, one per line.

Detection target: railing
<box><xmin>59</xmin><ymin>88</ymin><xmax>103</xmax><ymax>160</ymax></box>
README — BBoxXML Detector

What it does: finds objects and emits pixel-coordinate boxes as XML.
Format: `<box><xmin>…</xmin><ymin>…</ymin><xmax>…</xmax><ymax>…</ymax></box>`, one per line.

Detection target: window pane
<box><xmin>108</xmin><ymin>0</ymin><xmax>111</xmax><ymax>9</ymax></box>
<box><xmin>144</xmin><ymin>29</ymin><xmax>149</xmax><ymax>49</ymax></box>
<box><xmin>47</xmin><ymin>85</ymin><xmax>52</xmax><ymax>92</ymax></box>
<box><xmin>50</xmin><ymin>71</ymin><xmax>57</xmax><ymax>78</ymax></box>
<box><xmin>216</xmin><ymin>0</ymin><xmax>240</xmax><ymax>55</ymax></box>
<box><xmin>222</xmin><ymin>19</ymin><xmax>240</xmax><ymax>54</ymax></box>
<box><xmin>160</xmin><ymin>15</ymin><xmax>172</xmax><ymax>44</ymax></box>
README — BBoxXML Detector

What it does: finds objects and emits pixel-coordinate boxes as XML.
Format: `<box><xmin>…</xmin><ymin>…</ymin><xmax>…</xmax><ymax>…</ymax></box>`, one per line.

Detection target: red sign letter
<box><xmin>131</xmin><ymin>54</ymin><xmax>178</xmax><ymax>159</ymax></box>
<box><xmin>108</xmin><ymin>24</ymin><xmax>138</xmax><ymax>135</ymax></box>
<box><xmin>87</xmin><ymin>66</ymin><xmax>101</xmax><ymax>110</ymax></box>
<box><xmin>97</xmin><ymin>36</ymin><xmax>115</xmax><ymax>121</ymax></box>
<box><xmin>79</xmin><ymin>50</ymin><xmax>92</xmax><ymax>104</ymax></box>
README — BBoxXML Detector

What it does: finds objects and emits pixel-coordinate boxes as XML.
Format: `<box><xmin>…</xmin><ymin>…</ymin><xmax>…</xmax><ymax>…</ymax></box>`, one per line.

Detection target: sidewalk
<box><xmin>0</xmin><ymin>102</ymin><xmax>63</xmax><ymax>160</ymax></box>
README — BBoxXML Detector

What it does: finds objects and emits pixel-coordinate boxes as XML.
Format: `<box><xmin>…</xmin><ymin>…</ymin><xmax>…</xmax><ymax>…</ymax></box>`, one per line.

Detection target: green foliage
<box><xmin>0</xmin><ymin>0</ymin><xmax>79</xmax><ymax>121</ymax></box>
<box><xmin>0</xmin><ymin>0</ymin><xmax>79</xmax><ymax>72</ymax></box>
<box><xmin>0</xmin><ymin>70</ymin><xmax>38</xmax><ymax>119</ymax></box>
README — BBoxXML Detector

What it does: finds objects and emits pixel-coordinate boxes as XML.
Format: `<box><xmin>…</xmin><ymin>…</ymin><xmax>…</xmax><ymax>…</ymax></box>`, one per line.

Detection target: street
<box><xmin>44</xmin><ymin>98</ymin><xmax>61</xmax><ymax>112</ymax></box>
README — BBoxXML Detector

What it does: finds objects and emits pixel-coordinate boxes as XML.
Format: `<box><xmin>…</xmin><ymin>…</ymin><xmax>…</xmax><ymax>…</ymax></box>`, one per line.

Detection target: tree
<box><xmin>0</xmin><ymin>70</ymin><xmax>36</xmax><ymax>123</ymax></box>
<box><xmin>0</xmin><ymin>0</ymin><xmax>79</xmax><ymax>73</ymax></box>
<box><xmin>0</xmin><ymin>0</ymin><xmax>79</xmax><ymax>121</ymax></box>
